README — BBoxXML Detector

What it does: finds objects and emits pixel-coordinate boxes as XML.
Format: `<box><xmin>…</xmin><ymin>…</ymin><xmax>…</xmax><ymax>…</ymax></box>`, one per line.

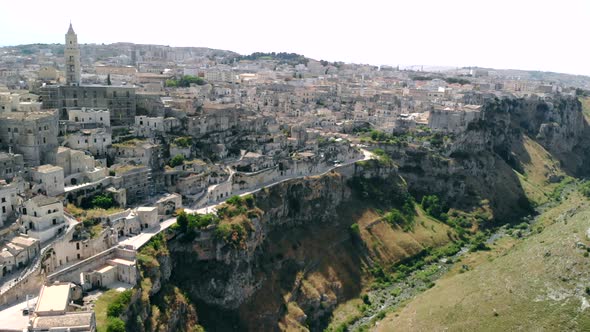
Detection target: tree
<box><xmin>107</xmin><ymin>74</ymin><xmax>112</xmax><ymax>86</ymax></box>
<box><xmin>169</xmin><ymin>154</ymin><xmax>185</xmax><ymax>167</ymax></box>
<box><xmin>176</xmin><ymin>210</ymin><xmax>188</xmax><ymax>233</ymax></box>
<box><xmin>421</xmin><ymin>195</ymin><xmax>444</xmax><ymax>219</ymax></box>
<box><xmin>91</xmin><ymin>194</ymin><xmax>115</xmax><ymax>209</ymax></box>
<box><xmin>106</xmin><ymin>317</ymin><xmax>125</xmax><ymax>332</ymax></box>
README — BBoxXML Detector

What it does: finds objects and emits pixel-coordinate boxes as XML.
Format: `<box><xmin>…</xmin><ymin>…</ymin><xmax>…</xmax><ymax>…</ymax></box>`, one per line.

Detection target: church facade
<box><xmin>39</xmin><ymin>24</ymin><xmax>137</xmax><ymax>125</ymax></box>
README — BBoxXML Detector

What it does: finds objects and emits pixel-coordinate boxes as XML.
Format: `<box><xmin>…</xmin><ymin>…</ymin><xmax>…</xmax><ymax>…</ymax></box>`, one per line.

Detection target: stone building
<box><xmin>0</xmin><ymin>110</ymin><xmax>59</xmax><ymax>166</ymax></box>
<box><xmin>39</xmin><ymin>84</ymin><xmax>137</xmax><ymax>125</ymax></box>
<box><xmin>29</xmin><ymin>282</ymin><xmax>96</xmax><ymax>331</ymax></box>
<box><xmin>31</xmin><ymin>164</ymin><xmax>65</xmax><ymax>196</ymax></box>
<box><xmin>0</xmin><ymin>152</ymin><xmax>24</xmax><ymax>180</ymax></box>
<box><xmin>65</xmin><ymin>23</ymin><xmax>81</xmax><ymax>86</ymax></box>
<box><xmin>0</xmin><ymin>180</ymin><xmax>17</xmax><ymax>226</ymax></box>
<box><xmin>112</xmin><ymin>165</ymin><xmax>151</xmax><ymax>204</ymax></box>
<box><xmin>68</xmin><ymin>108</ymin><xmax>110</xmax><ymax>128</ymax></box>
<box><xmin>65</xmin><ymin>128</ymin><xmax>112</xmax><ymax>157</ymax></box>
<box><xmin>20</xmin><ymin>195</ymin><xmax>66</xmax><ymax>243</ymax></box>
<box><xmin>39</xmin><ymin>24</ymin><xmax>137</xmax><ymax>125</ymax></box>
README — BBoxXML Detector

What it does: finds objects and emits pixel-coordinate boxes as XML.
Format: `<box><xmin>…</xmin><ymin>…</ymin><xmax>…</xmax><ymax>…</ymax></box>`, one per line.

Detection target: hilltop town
<box><xmin>0</xmin><ymin>24</ymin><xmax>589</xmax><ymax>331</ymax></box>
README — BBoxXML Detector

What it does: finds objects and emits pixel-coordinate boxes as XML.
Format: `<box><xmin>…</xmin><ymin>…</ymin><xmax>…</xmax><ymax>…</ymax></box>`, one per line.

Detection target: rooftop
<box><xmin>0</xmin><ymin>110</ymin><xmax>57</xmax><ymax>121</ymax></box>
<box><xmin>30</xmin><ymin>195</ymin><xmax>61</xmax><ymax>207</ymax></box>
<box><xmin>31</xmin><ymin>311</ymin><xmax>94</xmax><ymax>329</ymax></box>
<box><xmin>108</xmin><ymin>257</ymin><xmax>136</xmax><ymax>267</ymax></box>
<box><xmin>35</xmin><ymin>283</ymin><xmax>71</xmax><ymax>314</ymax></box>
<box><xmin>34</xmin><ymin>164</ymin><xmax>63</xmax><ymax>174</ymax></box>
<box><xmin>10</xmin><ymin>236</ymin><xmax>38</xmax><ymax>248</ymax></box>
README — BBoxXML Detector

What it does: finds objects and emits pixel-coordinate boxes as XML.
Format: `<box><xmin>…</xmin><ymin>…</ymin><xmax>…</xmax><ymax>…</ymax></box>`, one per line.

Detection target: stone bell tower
<box><xmin>65</xmin><ymin>22</ymin><xmax>81</xmax><ymax>86</ymax></box>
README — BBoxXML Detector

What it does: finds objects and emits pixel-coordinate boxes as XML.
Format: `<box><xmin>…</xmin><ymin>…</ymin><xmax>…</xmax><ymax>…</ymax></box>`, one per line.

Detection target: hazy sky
<box><xmin>1</xmin><ymin>0</ymin><xmax>589</xmax><ymax>75</ymax></box>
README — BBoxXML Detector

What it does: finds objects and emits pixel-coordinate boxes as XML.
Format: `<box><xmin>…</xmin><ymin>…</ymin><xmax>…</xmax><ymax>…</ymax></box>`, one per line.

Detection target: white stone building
<box><xmin>31</xmin><ymin>164</ymin><xmax>65</xmax><ymax>197</ymax></box>
<box><xmin>21</xmin><ymin>195</ymin><xmax>66</xmax><ymax>243</ymax></box>
<box><xmin>68</xmin><ymin>108</ymin><xmax>110</xmax><ymax>127</ymax></box>
<box><xmin>0</xmin><ymin>180</ymin><xmax>18</xmax><ymax>226</ymax></box>
<box><xmin>65</xmin><ymin>127</ymin><xmax>112</xmax><ymax>157</ymax></box>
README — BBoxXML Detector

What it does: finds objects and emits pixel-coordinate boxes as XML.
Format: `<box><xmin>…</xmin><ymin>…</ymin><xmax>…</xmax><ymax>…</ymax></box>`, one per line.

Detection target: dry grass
<box><xmin>580</xmin><ymin>97</ymin><xmax>590</xmax><ymax>122</ymax></box>
<box><xmin>509</xmin><ymin>135</ymin><xmax>565</xmax><ymax>207</ymax></box>
<box><xmin>375</xmin><ymin>195</ymin><xmax>590</xmax><ymax>332</ymax></box>
<box><xmin>360</xmin><ymin>206</ymin><xmax>455</xmax><ymax>263</ymax></box>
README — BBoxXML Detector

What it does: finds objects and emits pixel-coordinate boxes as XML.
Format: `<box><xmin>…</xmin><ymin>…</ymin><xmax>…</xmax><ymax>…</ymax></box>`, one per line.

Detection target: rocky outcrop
<box><xmin>126</xmin><ymin>238</ymin><xmax>202</xmax><ymax>332</ymax></box>
<box><xmin>167</xmin><ymin>163</ymin><xmax>406</xmax><ymax>331</ymax></box>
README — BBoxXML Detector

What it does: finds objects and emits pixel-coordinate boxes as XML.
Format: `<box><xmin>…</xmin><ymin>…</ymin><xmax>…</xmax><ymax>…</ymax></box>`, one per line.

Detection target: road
<box><xmin>0</xmin><ymin>296</ymin><xmax>37</xmax><ymax>331</ymax></box>
<box><xmin>119</xmin><ymin>148</ymin><xmax>373</xmax><ymax>250</ymax></box>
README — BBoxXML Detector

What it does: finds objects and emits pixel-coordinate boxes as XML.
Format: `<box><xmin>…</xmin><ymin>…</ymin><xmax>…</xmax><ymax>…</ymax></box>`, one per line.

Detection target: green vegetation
<box><xmin>548</xmin><ymin>176</ymin><xmax>575</xmax><ymax>201</ymax></box>
<box><xmin>165</xmin><ymin>75</ymin><xmax>205</xmax><ymax>87</ymax></box>
<box><xmin>376</xmin><ymin>196</ymin><xmax>590</xmax><ymax>331</ymax></box>
<box><xmin>348</xmin><ymin>176</ymin><xmax>414</xmax><ymax>209</ymax></box>
<box><xmin>368</xmin><ymin>241</ymin><xmax>463</xmax><ymax>290</ymax></box>
<box><xmin>137</xmin><ymin>233</ymin><xmax>168</xmax><ymax>269</ymax></box>
<box><xmin>240</xmin><ymin>52</ymin><xmax>308</xmax><ymax>65</ymax></box>
<box><xmin>173</xmin><ymin>136</ymin><xmax>192</xmax><ymax>148</ymax></box>
<box><xmin>106</xmin><ymin>289</ymin><xmax>133</xmax><ymax>318</ymax></box>
<box><xmin>579</xmin><ymin>181</ymin><xmax>590</xmax><ymax>198</ymax></box>
<box><xmin>169</xmin><ymin>154</ymin><xmax>185</xmax><ymax>167</ymax></box>
<box><xmin>421</xmin><ymin>195</ymin><xmax>447</xmax><ymax>220</ymax></box>
<box><xmin>80</xmin><ymin>193</ymin><xmax>117</xmax><ymax>210</ymax></box>
<box><xmin>175</xmin><ymin>209</ymin><xmax>219</xmax><ymax>241</ymax></box>
<box><xmin>95</xmin><ymin>289</ymin><xmax>132</xmax><ymax>332</ymax></box>
<box><xmin>106</xmin><ymin>318</ymin><xmax>125</xmax><ymax>332</ymax></box>
<box><xmin>360</xmin><ymin>129</ymin><xmax>448</xmax><ymax>149</ymax></box>
<box><xmin>383</xmin><ymin>202</ymin><xmax>416</xmax><ymax>231</ymax></box>
<box><xmin>444</xmin><ymin>77</ymin><xmax>471</xmax><ymax>85</ymax></box>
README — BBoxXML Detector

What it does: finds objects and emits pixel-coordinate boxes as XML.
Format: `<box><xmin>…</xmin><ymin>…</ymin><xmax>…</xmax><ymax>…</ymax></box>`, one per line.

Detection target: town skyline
<box><xmin>1</xmin><ymin>0</ymin><xmax>589</xmax><ymax>76</ymax></box>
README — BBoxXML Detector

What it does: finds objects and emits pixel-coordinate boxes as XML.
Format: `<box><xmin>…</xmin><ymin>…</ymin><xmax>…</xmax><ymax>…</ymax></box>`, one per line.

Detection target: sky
<box><xmin>1</xmin><ymin>0</ymin><xmax>589</xmax><ymax>76</ymax></box>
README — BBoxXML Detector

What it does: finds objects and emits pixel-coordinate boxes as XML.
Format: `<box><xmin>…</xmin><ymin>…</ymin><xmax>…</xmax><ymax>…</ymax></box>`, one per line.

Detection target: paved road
<box><xmin>0</xmin><ymin>296</ymin><xmax>37</xmax><ymax>330</ymax></box>
<box><xmin>110</xmin><ymin>149</ymin><xmax>374</xmax><ymax>251</ymax></box>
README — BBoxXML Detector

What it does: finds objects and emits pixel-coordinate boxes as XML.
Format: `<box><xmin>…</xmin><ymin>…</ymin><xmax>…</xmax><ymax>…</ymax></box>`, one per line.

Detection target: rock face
<box><xmin>126</xmin><ymin>243</ymin><xmax>201</xmax><ymax>332</ymax></box>
<box><xmin>132</xmin><ymin>95</ymin><xmax>589</xmax><ymax>331</ymax></box>
<box><xmin>167</xmin><ymin>164</ymin><xmax>409</xmax><ymax>331</ymax></box>
<box><xmin>381</xmin><ymin>96</ymin><xmax>589</xmax><ymax>222</ymax></box>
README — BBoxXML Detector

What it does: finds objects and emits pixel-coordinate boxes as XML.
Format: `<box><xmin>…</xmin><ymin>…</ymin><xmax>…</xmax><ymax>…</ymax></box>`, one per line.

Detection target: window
<box><xmin>52</xmin><ymin>219</ymin><xmax>57</xmax><ymax>225</ymax></box>
<box><xmin>76</xmin><ymin>243</ymin><xmax>80</xmax><ymax>250</ymax></box>
<box><xmin>22</xmin><ymin>208</ymin><xmax>27</xmax><ymax>215</ymax></box>
<box><xmin>2</xmin><ymin>206</ymin><xmax>5</xmax><ymax>213</ymax></box>
<box><xmin>1</xmin><ymin>198</ymin><xmax>5</xmax><ymax>203</ymax></box>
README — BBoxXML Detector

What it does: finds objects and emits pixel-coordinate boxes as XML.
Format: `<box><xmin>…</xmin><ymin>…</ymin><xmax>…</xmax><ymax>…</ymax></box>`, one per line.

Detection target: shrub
<box><xmin>169</xmin><ymin>154</ymin><xmax>185</xmax><ymax>167</ymax></box>
<box><xmin>106</xmin><ymin>289</ymin><xmax>132</xmax><ymax>318</ymax></box>
<box><xmin>106</xmin><ymin>317</ymin><xmax>126</xmax><ymax>332</ymax></box>
<box><xmin>350</xmin><ymin>223</ymin><xmax>360</xmax><ymax>235</ymax></box>
<box><xmin>421</xmin><ymin>195</ymin><xmax>446</xmax><ymax>219</ymax></box>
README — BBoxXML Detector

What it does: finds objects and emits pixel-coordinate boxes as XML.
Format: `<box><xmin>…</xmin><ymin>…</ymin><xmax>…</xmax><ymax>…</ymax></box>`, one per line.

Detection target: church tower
<box><xmin>65</xmin><ymin>22</ymin><xmax>81</xmax><ymax>86</ymax></box>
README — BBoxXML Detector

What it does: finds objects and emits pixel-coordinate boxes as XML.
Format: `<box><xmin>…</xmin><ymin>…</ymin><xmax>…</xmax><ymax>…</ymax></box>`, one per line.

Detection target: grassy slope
<box><xmin>375</xmin><ymin>194</ymin><xmax>590</xmax><ymax>332</ymax></box>
<box><xmin>94</xmin><ymin>289</ymin><xmax>122</xmax><ymax>332</ymax></box>
<box><xmin>320</xmin><ymin>206</ymin><xmax>455</xmax><ymax>331</ymax></box>
<box><xmin>580</xmin><ymin>97</ymin><xmax>590</xmax><ymax>122</ymax></box>
<box><xmin>515</xmin><ymin>135</ymin><xmax>565</xmax><ymax>205</ymax></box>
<box><xmin>372</xmin><ymin>125</ymin><xmax>590</xmax><ymax>331</ymax></box>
